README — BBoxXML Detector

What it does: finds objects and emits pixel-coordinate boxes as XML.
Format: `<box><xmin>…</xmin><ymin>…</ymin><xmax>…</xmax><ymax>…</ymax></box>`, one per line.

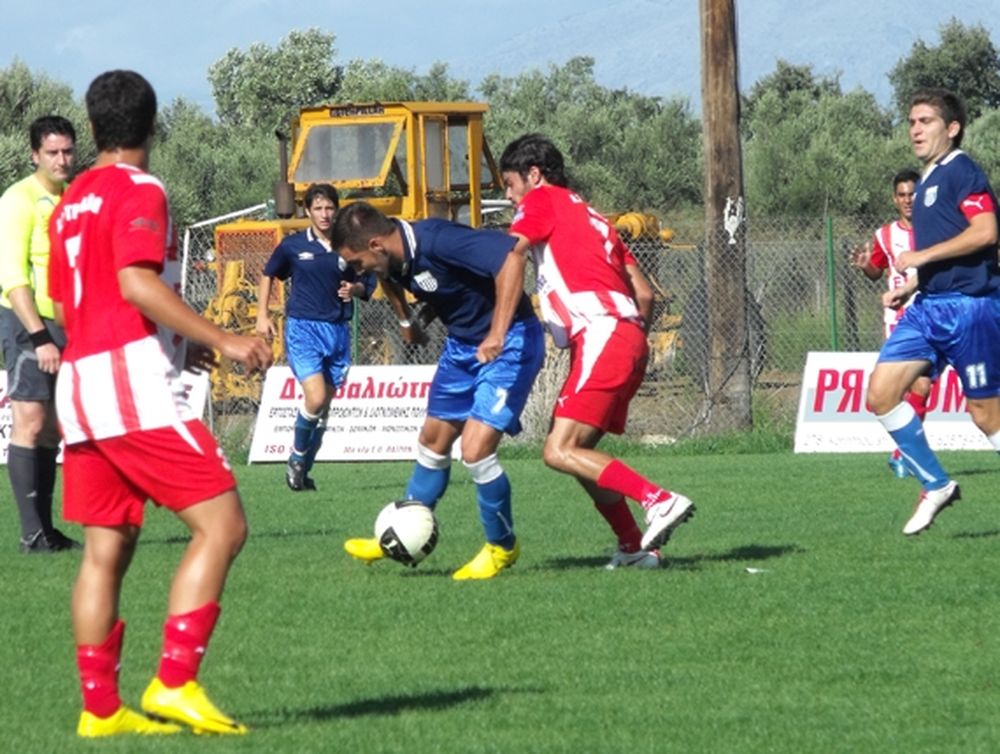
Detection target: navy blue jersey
<box><xmin>392</xmin><ymin>219</ymin><xmax>537</xmax><ymax>342</ymax></box>
<box><xmin>263</xmin><ymin>227</ymin><xmax>376</xmax><ymax>323</ymax></box>
<box><xmin>914</xmin><ymin>150</ymin><xmax>1000</xmax><ymax>296</ymax></box>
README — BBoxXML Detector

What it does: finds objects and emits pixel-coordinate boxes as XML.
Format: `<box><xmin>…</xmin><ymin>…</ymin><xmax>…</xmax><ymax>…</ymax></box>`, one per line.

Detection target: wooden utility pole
<box><xmin>699</xmin><ymin>0</ymin><xmax>752</xmax><ymax>431</ymax></box>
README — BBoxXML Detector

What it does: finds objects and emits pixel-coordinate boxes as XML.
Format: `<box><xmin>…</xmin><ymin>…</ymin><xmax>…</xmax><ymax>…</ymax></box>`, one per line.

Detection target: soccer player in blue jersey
<box><xmin>866</xmin><ymin>88</ymin><xmax>1000</xmax><ymax>535</ymax></box>
<box><xmin>256</xmin><ymin>184</ymin><xmax>376</xmax><ymax>491</ymax></box>
<box><xmin>331</xmin><ymin>202</ymin><xmax>545</xmax><ymax>580</ymax></box>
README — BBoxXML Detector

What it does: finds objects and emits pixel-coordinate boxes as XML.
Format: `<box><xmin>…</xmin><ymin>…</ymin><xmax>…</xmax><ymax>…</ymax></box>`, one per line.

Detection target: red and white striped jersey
<box><xmin>509</xmin><ymin>185</ymin><xmax>642</xmax><ymax>348</ymax></box>
<box><xmin>49</xmin><ymin>163</ymin><xmax>193</xmax><ymax>444</ymax></box>
<box><xmin>868</xmin><ymin>220</ymin><xmax>916</xmax><ymax>333</ymax></box>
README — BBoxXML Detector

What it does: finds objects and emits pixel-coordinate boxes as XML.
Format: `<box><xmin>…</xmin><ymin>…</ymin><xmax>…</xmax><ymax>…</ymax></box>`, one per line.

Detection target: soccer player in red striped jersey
<box><xmin>486</xmin><ymin>133</ymin><xmax>695</xmax><ymax>569</ymax></box>
<box><xmin>852</xmin><ymin>169</ymin><xmax>933</xmax><ymax>478</ymax></box>
<box><xmin>49</xmin><ymin>70</ymin><xmax>272</xmax><ymax>738</ymax></box>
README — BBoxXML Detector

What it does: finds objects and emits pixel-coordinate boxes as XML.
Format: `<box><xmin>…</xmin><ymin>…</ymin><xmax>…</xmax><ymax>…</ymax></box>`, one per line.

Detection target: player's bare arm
<box><xmin>850</xmin><ymin>241</ymin><xmax>883</xmax><ymax>281</ymax></box>
<box><xmin>118</xmin><ymin>264</ymin><xmax>272</xmax><ymax>371</ymax></box>
<box><xmin>7</xmin><ymin>285</ymin><xmax>60</xmax><ymax>374</ymax></box>
<box><xmin>255</xmin><ymin>275</ymin><xmax>276</xmax><ymax>339</ymax></box>
<box><xmin>624</xmin><ymin>263</ymin><xmax>654</xmax><ymax>332</ymax></box>
<box><xmin>477</xmin><ymin>236</ymin><xmax>529</xmax><ymax>364</ymax></box>
<box><xmin>881</xmin><ymin>277</ymin><xmax>917</xmax><ymax>309</ymax></box>
<box><xmin>185</xmin><ymin>343</ymin><xmax>219</xmax><ymax>374</ymax></box>
<box><xmin>895</xmin><ymin>211</ymin><xmax>999</xmax><ymax>272</ymax></box>
<box><xmin>337</xmin><ymin>280</ymin><xmax>364</xmax><ymax>301</ymax></box>
<box><xmin>378</xmin><ymin>277</ymin><xmax>427</xmax><ymax>346</ymax></box>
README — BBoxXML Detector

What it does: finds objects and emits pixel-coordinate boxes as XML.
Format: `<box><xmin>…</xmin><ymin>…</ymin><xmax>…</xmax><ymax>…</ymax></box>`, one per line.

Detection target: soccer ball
<box><xmin>374</xmin><ymin>500</ymin><xmax>438</xmax><ymax>566</ymax></box>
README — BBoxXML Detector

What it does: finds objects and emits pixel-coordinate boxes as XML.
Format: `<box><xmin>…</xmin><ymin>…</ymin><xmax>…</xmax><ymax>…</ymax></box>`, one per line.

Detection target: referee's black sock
<box><xmin>7</xmin><ymin>444</ymin><xmax>41</xmax><ymax>539</ymax></box>
<box><xmin>36</xmin><ymin>445</ymin><xmax>59</xmax><ymax>533</ymax></box>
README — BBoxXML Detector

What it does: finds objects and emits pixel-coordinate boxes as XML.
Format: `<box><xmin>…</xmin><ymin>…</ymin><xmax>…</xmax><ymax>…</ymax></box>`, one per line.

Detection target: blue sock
<box><xmin>292</xmin><ymin>410</ymin><xmax>319</xmax><ymax>460</ymax></box>
<box><xmin>465</xmin><ymin>455</ymin><xmax>515</xmax><ymax>550</ymax></box>
<box><xmin>405</xmin><ymin>448</ymin><xmax>451</xmax><ymax>508</ymax></box>
<box><xmin>878</xmin><ymin>402</ymin><xmax>949</xmax><ymax>490</ymax></box>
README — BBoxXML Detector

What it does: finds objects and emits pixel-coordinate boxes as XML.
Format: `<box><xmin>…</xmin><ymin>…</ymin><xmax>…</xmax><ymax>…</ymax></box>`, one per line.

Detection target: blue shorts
<box><xmin>878</xmin><ymin>290</ymin><xmax>1000</xmax><ymax>398</ymax></box>
<box><xmin>427</xmin><ymin>318</ymin><xmax>545</xmax><ymax>435</ymax></box>
<box><xmin>285</xmin><ymin>317</ymin><xmax>351</xmax><ymax>388</ymax></box>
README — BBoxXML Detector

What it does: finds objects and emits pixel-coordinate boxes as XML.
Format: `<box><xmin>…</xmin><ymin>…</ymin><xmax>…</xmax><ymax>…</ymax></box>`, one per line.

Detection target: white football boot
<box><xmin>604</xmin><ymin>548</ymin><xmax>661</xmax><ymax>570</ymax></box>
<box><xmin>903</xmin><ymin>481</ymin><xmax>960</xmax><ymax>536</ymax></box>
<box><xmin>641</xmin><ymin>493</ymin><xmax>695</xmax><ymax>550</ymax></box>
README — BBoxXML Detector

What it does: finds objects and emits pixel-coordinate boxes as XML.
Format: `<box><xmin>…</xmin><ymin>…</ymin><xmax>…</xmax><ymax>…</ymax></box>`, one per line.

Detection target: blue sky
<box><xmin>1</xmin><ymin>0</ymin><xmax>591</xmax><ymax>111</ymax></box>
<box><xmin>3</xmin><ymin>1</ymin><xmax>998</xmax><ymax>115</ymax></box>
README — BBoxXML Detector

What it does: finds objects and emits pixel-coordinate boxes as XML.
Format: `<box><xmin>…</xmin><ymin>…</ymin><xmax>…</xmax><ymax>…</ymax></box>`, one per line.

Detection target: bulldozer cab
<box><xmin>288</xmin><ymin>101</ymin><xmax>501</xmax><ymax>225</ymax></box>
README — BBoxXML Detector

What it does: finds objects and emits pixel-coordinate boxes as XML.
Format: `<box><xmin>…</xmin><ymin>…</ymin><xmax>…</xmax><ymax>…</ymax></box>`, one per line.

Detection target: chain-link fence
<box><xmin>182</xmin><ymin>209</ymin><xmax>892</xmax><ymax>451</ymax></box>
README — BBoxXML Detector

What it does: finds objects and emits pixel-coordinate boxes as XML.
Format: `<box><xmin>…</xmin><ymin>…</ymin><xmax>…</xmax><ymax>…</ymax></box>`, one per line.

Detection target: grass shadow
<box><xmin>951</xmin><ymin>467</ymin><xmax>1000</xmax><ymax>478</ymax></box>
<box><xmin>140</xmin><ymin>528</ymin><xmax>344</xmax><ymax>547</ymax></box>
<box><xmin>667</xmin><ymin>543</ymin><xmax>805</xmax><ymax>570</ymax></box>
<box><xmin>246</xmin><ymin>685</ymin><xmax>542</xmax><ymax>728</ymax></box>
<box><xmin>952</xmin><ymin>529</ymin><xmax>1000</xmax><ymax>540</ymax></box>
<box><xmin>541</xmin><ymin>543</ymin><xmax>804</xmax><ymax>571</ymax></box>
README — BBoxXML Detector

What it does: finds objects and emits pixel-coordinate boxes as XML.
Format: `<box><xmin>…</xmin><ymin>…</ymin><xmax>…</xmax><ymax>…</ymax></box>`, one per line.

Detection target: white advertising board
<box><xmin>249</xmin><ymin>364</ymin><xmax>437</xmax><ymax>463</ymax></box>
<box><xmin>794</xmin><ymin>351</ymin><xmax>991</xmax><ymax>453</ymax></box>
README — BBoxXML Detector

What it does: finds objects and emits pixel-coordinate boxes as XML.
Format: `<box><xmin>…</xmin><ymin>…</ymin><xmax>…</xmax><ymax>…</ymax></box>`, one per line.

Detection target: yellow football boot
<box><xmin>344</xmin><ymin>537</ymin><xmax>384</xmax><ymax>564</ymax></box>
<box><xmin>452</xmin><ymin>540</ymin><xmax>520</xmax><ymax>581</ymax></box>
<box><xmin>141</xmin><ymin>678</ymin><xmax>247</xmax><ymax>735</ymax></box>
<box><xmin>77</xmin><ymin>706</ymin><xmax>182</xmax><ymax>738</ymax></box>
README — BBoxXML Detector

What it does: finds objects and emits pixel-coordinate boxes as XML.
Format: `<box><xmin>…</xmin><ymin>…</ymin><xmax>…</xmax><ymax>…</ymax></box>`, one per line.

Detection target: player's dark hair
<box><xmin>85</xmin><ymin>70</ymin><xmax>157</xmax><ymax>152</ymax></box>
<box><xmin>910</xmin><ymin>88</ymin><xmax>966</xmax><ymax>148</ymax></box>
<box><xmin>331</xmin><ymin>201</ymin><xmax>397</xmax><ymax>251</ymax></box>
<box><xmin>304</xmin><ymin>183</ymin><xmax>339</xmax><ymax>210</ymax></box>
<box><xmin>29</xmin><ymin>115</ymin><xmax>75</xmax><ymax>151</ymax></box>
<box><xmin>499</xmin><ymin>133</ymin><xmax>570</xmax><ymax>188</ymax></box>
<box><xmin>892</xmin><ymin>169</ymin><xmax>920</xmax><ymax>189</ymax></box>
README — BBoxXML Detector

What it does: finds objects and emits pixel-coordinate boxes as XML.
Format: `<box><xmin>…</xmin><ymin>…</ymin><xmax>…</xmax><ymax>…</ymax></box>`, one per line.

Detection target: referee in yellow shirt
<box><xmin>0</xmin><ymin>115</ymin><xmax>79</xmax><ymax>553</ymax></box>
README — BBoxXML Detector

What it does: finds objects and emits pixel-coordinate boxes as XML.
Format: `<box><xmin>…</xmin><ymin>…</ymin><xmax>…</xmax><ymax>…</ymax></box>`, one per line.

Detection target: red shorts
<box><xmin>63</xmin><ymin>420</ymin><xmax>237</xmax><ymax>528</ymax></box>
<box><xmin>555</xmin><ymin>319</ymin><xmax>648</xmax><ymax>434</ymax></box>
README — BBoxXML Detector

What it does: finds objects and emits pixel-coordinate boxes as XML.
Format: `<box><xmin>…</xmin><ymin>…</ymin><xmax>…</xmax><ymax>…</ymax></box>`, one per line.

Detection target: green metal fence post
<box><xmin>352</xmin><ymin>302</ymin><xmax>360</xmax><ymax>364</ymax></box>
<box><xmin>825</xmin><ymin>215</ymin><xmax>839</xmax><ymax>350</ymax></box>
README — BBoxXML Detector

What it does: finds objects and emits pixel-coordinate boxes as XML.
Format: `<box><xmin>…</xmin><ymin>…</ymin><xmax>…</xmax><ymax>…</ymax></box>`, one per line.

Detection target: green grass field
<box><xmin>3</xmin><ymin>446</ymin><xmax>1000</xmax><ymax>753</ymax></box>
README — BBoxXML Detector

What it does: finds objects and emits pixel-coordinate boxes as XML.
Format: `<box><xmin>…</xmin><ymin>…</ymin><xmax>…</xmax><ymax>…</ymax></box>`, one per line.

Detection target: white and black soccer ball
<box><xmin>374</xmin><ymin>500</ymin><xmax>439</xmax><ymax>566</ymax></box>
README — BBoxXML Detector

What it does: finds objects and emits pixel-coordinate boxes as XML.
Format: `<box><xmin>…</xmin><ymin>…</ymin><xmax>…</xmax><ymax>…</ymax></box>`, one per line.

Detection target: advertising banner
<box><xmin>794</xmin><ymin>352</ymin><xmax>991</xmax><ymax>453</ymax></box>
<box><xmin>249</xmin><ymin>365</ymin><xmax>438</xmax><ymax>463</ymax></box>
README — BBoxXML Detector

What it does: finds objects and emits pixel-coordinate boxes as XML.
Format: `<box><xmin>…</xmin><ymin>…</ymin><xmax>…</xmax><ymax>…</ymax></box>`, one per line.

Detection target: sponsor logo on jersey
<box><xmin>297</xmin><ymin>252</ymin><xmax>315</xmax><ymax>261</ymax></box>
<box><xmin>413</xmin><ymin>271</ymin><xmax>438</xmax><ymax>292</ymax></box>
<box><xmin>55</xmin><ymin>192</ymin><xmax>103</xmax><ymax>232</ymax></box>
<box><xmin>924</xmin><ymin>186</ymin><xmax>938</xmax><ymax>207</ymax></box>
<box><xmin>129</xmin><ymin>217</ymin><xmax>160</xmax><ymax>233</ymax></box>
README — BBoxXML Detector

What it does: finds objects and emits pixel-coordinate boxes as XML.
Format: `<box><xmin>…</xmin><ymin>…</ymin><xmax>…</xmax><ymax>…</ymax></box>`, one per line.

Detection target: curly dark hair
<box><xmin>498</xmin><ymin>133</ymin><xmax>570</xmax><ymax>188</ymax></box>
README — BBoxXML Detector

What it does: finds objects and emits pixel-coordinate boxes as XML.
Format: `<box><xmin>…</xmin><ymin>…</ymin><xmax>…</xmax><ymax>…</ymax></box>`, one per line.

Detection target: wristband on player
<box><xmin>398</xmin><ymin>318</ymin><xmax>412</xmax><ymax>328</ymax></box>
<box><xmin>29</xmin><ymin>328</ymin><xmax>54</xmax><ymax>348</ymax></box>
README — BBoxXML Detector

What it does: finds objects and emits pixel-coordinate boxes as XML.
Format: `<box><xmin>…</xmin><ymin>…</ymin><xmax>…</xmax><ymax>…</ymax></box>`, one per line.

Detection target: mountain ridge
<box><xmin>446</xmin><ymin>1</ymin><xmax>1000</xmax><ymax>110</ymax></box>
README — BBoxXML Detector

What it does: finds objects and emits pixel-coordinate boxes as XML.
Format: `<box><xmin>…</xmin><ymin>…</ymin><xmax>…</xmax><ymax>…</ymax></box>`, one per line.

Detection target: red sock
<box><xmin>157</xmin><ymin>602</ymin><xmax>221</xmax><ymax>688</ymax></box>
<box><xmin>77</xmin><ymin>620</ymin><xmax>125</xmax><ymax>718</ymax></box>
<box><xmin>596</xmin><ymin>459</ymin><xmax>669</xmax><ymax>511</ymax></box>
<box><xmin>594</xmin><ymin>497</ymin><xmax>643</xmax><ymax>552</ymax></box>
<box><xmin>906</xmin><ymin>390</ymin><xmax>929</xmax><ymax>421</ymax></box>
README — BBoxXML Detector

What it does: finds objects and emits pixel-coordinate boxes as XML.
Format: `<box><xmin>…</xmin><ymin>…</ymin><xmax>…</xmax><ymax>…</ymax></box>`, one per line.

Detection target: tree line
<box><xmin>1</xmin><ymin>20</ymin><xmax>999</xmax><ymax>226</ymax></box>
